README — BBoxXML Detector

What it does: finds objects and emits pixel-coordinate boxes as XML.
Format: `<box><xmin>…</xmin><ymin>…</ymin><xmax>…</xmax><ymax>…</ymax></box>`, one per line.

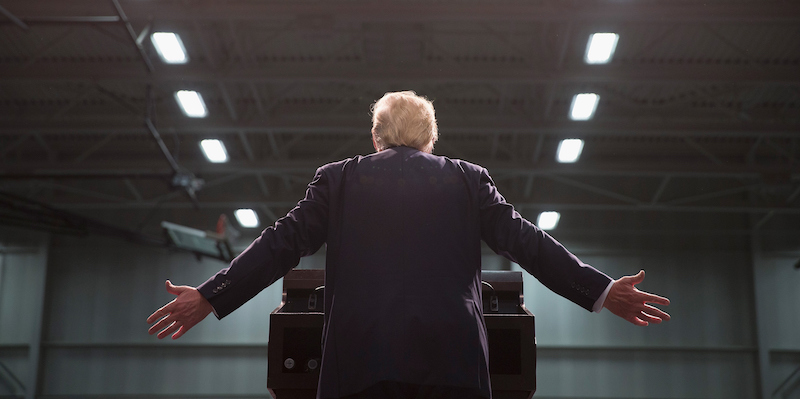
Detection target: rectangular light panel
<box><xmin>537</xmin><ymin>211</ymin><xmax>560</xmax><ymax>230</ymax></box>
<box><xmin>569</xmin><ymin>93</ymin><xmax>599</xmax><ymax>121</ymax></box>
<box><xmin>585</xmin><ymin>33</ymin><xmax>619</xmax><ymax>64</ymax></box>
<box><xmin>200</xmin><ymin>139</ymin><xmax>228</xmax><ymax>163</ymax></box>
<box><xmin>235</xmin><ymin>209</ymin><xmax>260</xmax><ymax>228</ymax></box>
<box><xmin>175</xmin><ymin>90</ymin><xmax>207</xmax><ymax>118</ymax></box>
<box><xmin>557</xmin><ymin>139</ymin><xmax>584</xmax><ymax>163</ymax></box>
<box><xmin>151</xmin><ymin>32</ymin><xmax>188</xmax><ymax>64</ymax></box>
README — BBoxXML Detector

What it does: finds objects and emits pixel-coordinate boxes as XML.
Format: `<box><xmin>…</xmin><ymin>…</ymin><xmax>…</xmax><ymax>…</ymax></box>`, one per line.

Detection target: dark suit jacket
<box><xmin>198</xmin><ymin>146</ymin><xmax>612</xmax><ymax>399</ymax></box>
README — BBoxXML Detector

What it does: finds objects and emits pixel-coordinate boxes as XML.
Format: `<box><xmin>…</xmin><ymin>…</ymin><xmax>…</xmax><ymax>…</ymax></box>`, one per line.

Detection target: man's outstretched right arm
<box><xmin>603</xmin><ymin>270</ymin><xmax>671</xmax><ymax>326</ymax></box>
<box><xmin>476</xmin><ymin>167</ymin><xmax>670</xmax><ymax>325</ymax></box>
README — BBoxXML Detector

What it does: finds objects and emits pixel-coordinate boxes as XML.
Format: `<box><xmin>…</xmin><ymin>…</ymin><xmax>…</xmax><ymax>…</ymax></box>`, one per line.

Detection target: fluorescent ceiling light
<box><xmin>175</xmin><ymin>90</ymin><xmax>207</xmax><ymax>118</ymax></box>
<box><xmin>200</xmin><ymin>139</ymin><xmax>228</xmax><ymax>163</ymax></box>
<box><xmin>557</xmin><ymin>139</ymin><xmax>584</xmax><ymax>163</ymax></box>
<box><xmin>585</xmin><ymin>33</ymin><xmax>618</xmax><ymax>64</ymax></box>
<box><xmin>151</xmin><ymin>32</ymin><xmax>188</xmax><ymax>64</ymax></box>
<box><xmin>569</xmin><ymin>93</ymin><xmax>599</xmax><ymax>121</ymax></box>
<box><xmin>234</xmin><ymin>209</ymin><xmax>260</xmax><ymax>228</ymax></box>
<box><xmin>537</xmin><ymin>211</ymin><xmax>560</xmax><ymax>230</ymax></box>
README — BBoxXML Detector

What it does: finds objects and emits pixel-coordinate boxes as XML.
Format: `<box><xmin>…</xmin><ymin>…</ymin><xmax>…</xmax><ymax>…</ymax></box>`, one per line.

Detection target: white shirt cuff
<box><xmin>209</xmin><ymin>303</ymin><xmax>220</xmax><ymax>319</ymax></box>
<box><xmin>592</xmin><ymin>280</ymin><xmax>614</xmax><ymax>313</ymax></box>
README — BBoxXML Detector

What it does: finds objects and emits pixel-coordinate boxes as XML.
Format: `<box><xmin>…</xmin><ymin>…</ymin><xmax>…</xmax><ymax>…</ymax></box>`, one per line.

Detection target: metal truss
<box><xmin>0</xmin><ymin>0</ymin><xmax>798</xmax><ymax>238</ymax></box>
<box><xmin>1</xmin><ymin>130</ymin><xmax>797</xmax><ymax>225</ymax></box>
<box><xmin>3</xmin><ymin>0</ymin><xmax>798</xmax><ymax>23</ymax></box>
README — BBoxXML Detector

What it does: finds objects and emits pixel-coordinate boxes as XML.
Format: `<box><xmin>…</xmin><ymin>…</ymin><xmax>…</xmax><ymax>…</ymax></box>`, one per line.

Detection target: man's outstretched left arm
<box><xmin>146</xmin><ymin>166</ymin><xmax>331</xmax><ymax>339</ymax></box>
<box><xmin>147</xmin><ymin>280</ymin><xmax>213</xmax><ymax>339</ymax></box>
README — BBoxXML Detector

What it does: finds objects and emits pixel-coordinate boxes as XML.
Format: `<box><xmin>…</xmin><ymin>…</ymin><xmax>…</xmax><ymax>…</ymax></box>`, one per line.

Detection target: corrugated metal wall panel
<box><xmin>516</xmin><ymin>250</ymin><xmax>753</xmax><ymax>347</ymax></box>
<box><xmin>0</xmin><ymin>252</ymin><xmax>46</xmax><ymax>344</ymax></box>
<box><xmin>40</xmin><ymin>347</ymin><xmax>269</xmax><ymax>396</ymax></box>
<box><xmin>46</xmin><ymin>234</ymin><xmax>284</xmax><ymax>344</ymax></box>
<box><xmin>39</xmin><ymin>234</ymin><xmax>283</xmax><ymax>396</ymax></box>
<box><xmin>513</xmin><ymin>247</ymin><xmax>759</xmax><ymax>397</ymax></box>
<box><xmin>3</xmin><ymin>227</ymin><xmax>798</xmax><ymax>397</ymax></box>
<box><xmin>759</xmin><ymin>255</ymin><xmax>800</xmax><ymax>349</ymax></box>
<box><xmin>0</xmin><ymin>229</ymin><xmax>50</xmax><ymax>398</ymax></box>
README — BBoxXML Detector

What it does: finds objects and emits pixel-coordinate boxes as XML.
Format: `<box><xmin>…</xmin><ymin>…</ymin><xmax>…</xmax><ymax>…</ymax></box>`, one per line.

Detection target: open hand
<box><xmin>603</xmin><ymin>270</ymin><xmax>670</xmax><ymax>326</ymax></box>
<box><xmin>147</xmin><ymin>280</ymin><xmax>213</xmax><ymax>339</ymax></box>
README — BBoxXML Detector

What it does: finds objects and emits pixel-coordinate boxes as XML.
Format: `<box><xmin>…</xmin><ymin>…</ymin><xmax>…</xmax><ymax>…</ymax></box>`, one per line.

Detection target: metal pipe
<box><xmin>3</xmin><ymin>125</ymin><xmax>798</xmax><ymax>139</ymax></box>
<box><xmin>0</xmin><ymin>5</ymin><xmax>29</xmax><ymax>29</ymax></box>
<box><xmin>51</xmin><ymin>200</ymin><xmax>800</xmax><ymax>214</ymax></box>
<box><xmin>11</xmin><ymin>16</ymin><xmax>120</xmax><ymax>23</ymax></box>
<box><xmin>144</xmin><ymin>117</ymin><xmax>181</xmax><ymax>173</ymax></box>
<box><xmin>110</xmin><ymin>0</ymin><xmax>153</xmax><ymax>73</ymax></box>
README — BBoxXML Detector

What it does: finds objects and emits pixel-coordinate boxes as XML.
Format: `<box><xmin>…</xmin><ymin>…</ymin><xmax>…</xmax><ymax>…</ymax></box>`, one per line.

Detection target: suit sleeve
<box><xmin>477</xmin><ymin>168</ymin><xmax>612</xmax><ymax>311</ymax></box>
<box><xmin>197</xmin><ymin>167</ymin><xmax>330</xmax><ymax>319</ymax></box>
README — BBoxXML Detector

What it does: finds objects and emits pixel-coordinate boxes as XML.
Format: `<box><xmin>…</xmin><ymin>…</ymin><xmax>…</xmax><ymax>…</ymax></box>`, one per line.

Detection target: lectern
<box><xmin>268</xmin><ymin>269</ymin><xmax>536</xmax><ymax>399</ymax></box>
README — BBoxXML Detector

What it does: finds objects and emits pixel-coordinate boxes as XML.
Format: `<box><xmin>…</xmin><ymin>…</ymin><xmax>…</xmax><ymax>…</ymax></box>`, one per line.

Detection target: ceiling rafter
<box><xmin>72</xmin><ymin>133</ymin><xmax>116</xmax><ymax>164</ymax></box>
<box><xmin>3</xmin><ymin>121</ymin><xmax>798</xmax><ymax>138</ymax></box>
<box><xmin>683</xmin><ymin>138</ymin><xmax>725</xmax><ymax>166</ymax></box>
<box><xmin>4</xmin><ymin>160</ymin><xmax>789</xmax><ymax>182</ymax></box>
<box><xmin>122</xmin><ymin>178</ymin><xmax>143</xmax><ymax>202</ymax></box>
<box><xmin>1</xmin><ymin>0</ymin><xmax>798</xmax><ymax>236</ymax></box>
<box><xmin>4</xmin><ymin>63</ymin><xmax>798</xmax><ymax>84</ymax></box>
<box><xmin>22</xmin><ymin>27</ymin><xmax>75</xmax><ymax>66</ymax></box>
<box><xmin>110</xmin><ymin>0</ymin><xmax>153</xmax><ymax>73</ymax></box>
<box><xmin>667</xmin><ymin>183</ymin><xmax>763</xmax><ymax>206</ymax></box>
<box><xmin>1</xmin><ymin>128</ymin><xmax>797</xmax><ymax>174</ymax></box>
<box><xmin>538</xmin><ymin>173</ymin><xmax>644</xmax><ymax>205</ymax></box>
<box><xmin>6</xmin><ymin>1</ymin><xmax>785</xmax><ymax>23</ymax></box>
<box><xmin>47</xmin><ymin>199</ymin><xmax>800</xmax><ymax>216</ymax></box>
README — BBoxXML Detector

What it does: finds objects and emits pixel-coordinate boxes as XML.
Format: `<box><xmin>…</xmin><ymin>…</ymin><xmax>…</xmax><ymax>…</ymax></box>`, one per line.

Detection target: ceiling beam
<box><xmin>50</xmin><ymin>199</ymin><xmax>800</xmax><ymax>215</ymax></box>
<box><xmin>2</xmin><ymin>121</ymin><xmax>798</xmax><ymax>138</ymax></box>
<box><xmin>4</xmin><ymin>1</ymin><xmax>799</xmax><ymax>23</ymax></box>
<box><xmin>110</xmin><ymin>0</ymin><xmax>153</xmax><ymax>73</ymax></box>
<box><xmin>0</xmin><ymin>4</ymin><xmax>29</xmax><ymax>30</ymax></box>
<box><xmin>2</xmin><ymin>63</ymin><xmax>798</xmax><ymax>85</ymax></box>
<box><xmin>0</xmin><ymin>160</ymin><xmax>794</xmax><ymax>181</ymax></box>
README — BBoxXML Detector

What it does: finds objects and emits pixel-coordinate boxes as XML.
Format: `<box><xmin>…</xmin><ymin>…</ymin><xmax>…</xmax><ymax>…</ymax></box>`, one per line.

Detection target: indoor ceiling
<box><xmin>0</xmin><ymin>0</ymin><xmax>798</xmax><ymax>252</ymax></box>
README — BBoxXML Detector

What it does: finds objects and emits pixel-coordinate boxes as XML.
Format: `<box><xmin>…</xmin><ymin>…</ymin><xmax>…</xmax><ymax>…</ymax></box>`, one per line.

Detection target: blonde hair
<box><xmin>371</xmin><ymin>91</ymin><xmax>438</xmax><ymax>153</ymax></box>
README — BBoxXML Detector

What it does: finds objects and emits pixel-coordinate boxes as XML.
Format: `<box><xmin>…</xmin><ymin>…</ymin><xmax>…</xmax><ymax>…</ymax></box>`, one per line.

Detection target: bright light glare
<box><xmin>200</xmin><ymin>139</ymin><xmax>228</xmax><ymax>163</ymax></box>
<box><xmin>537</xmin><ymin>211</ymin><xmax>560</xmax><ymax>230</ymax></box>
<box><xmin>570</xmin><ymin>93</ymin><xmax>599</xmax><ymax>121</ymax></box>
<box><xmin>557</xmin><ymin>139</ymin><xmax>584</xmax><ymax>163</ymax></box>
<box><xmin>585</xmin><ymin>33</ymin><xmax>619</xmax><ymax>64</ymax></box>
<box><xmin>175</xmin><ymin>90</ymin><xmax>207</xmax><ymax>118</ymax></box>
<box><xmin>234</xmin><ymin>209</ymin><xmax>260</xmax><ymax>228</ymax></box>
<box><xmin>151</xmin><ymin>32</ymin><xmax>188</xmax><ymax>64</ymax></box>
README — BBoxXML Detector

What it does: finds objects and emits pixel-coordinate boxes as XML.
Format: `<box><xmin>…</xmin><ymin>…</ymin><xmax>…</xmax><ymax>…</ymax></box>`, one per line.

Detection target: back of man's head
<box><xmin>371</xmin><ymin>91</ymin><xmax>438</xmax><ymax>153</ymax></box>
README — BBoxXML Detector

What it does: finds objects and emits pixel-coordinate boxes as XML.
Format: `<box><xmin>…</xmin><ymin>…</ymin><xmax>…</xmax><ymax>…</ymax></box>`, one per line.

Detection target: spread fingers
<box><xmin>157</xmin><ymin>321</ymin><xmax>181</xmax><ymax>340</ymax></box>
<box><xmin>148</xmin><ymin>315</ymin><xmax>174</xmax><ymax>335</ymax></box>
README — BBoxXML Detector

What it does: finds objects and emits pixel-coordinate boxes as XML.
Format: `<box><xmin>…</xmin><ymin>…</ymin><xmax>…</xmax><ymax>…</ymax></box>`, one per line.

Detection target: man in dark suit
<box><xmin>147</xmin><ymin>91</ymin><xmax>670</xmax><ymax>399</ymax></box>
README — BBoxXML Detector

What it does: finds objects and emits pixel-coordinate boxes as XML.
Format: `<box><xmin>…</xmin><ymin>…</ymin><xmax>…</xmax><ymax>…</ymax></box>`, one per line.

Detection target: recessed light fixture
<box><xmin>569</xmin><ymin>93</ymin><xmax>599</xmax><ymax>121</ymax></box>
<box><xmin>234</xmin><ymin>209</ymin><xmax>259</xmax><ymax>228</ymax></box>
<box><xmin>537</xmin><ymin>211</ymin><xmax>560</xmax><ymax>230</ymax></box>
<box><xmin>585</xmin><ymin>33</ymin><xmax>619</xmax><ymax>64</ymax></box>
<box><xmin>200</xmin><ymin>139</ymin><xmax>228</xmax><ymax>163</ymax></box>
<box><xmin>557</xmin><ymin>139</ymin><xmax>584</xmax><ymax>163</ymax></box>
<box><xmin>151</xmin><ymin>32</ymin><xmax>188</xmax><ymax>64</ymax></box>
<box><xmin>175</xmin><ymin>90</ymin><xmax>207</xmax><ymax>118</ymax></box>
